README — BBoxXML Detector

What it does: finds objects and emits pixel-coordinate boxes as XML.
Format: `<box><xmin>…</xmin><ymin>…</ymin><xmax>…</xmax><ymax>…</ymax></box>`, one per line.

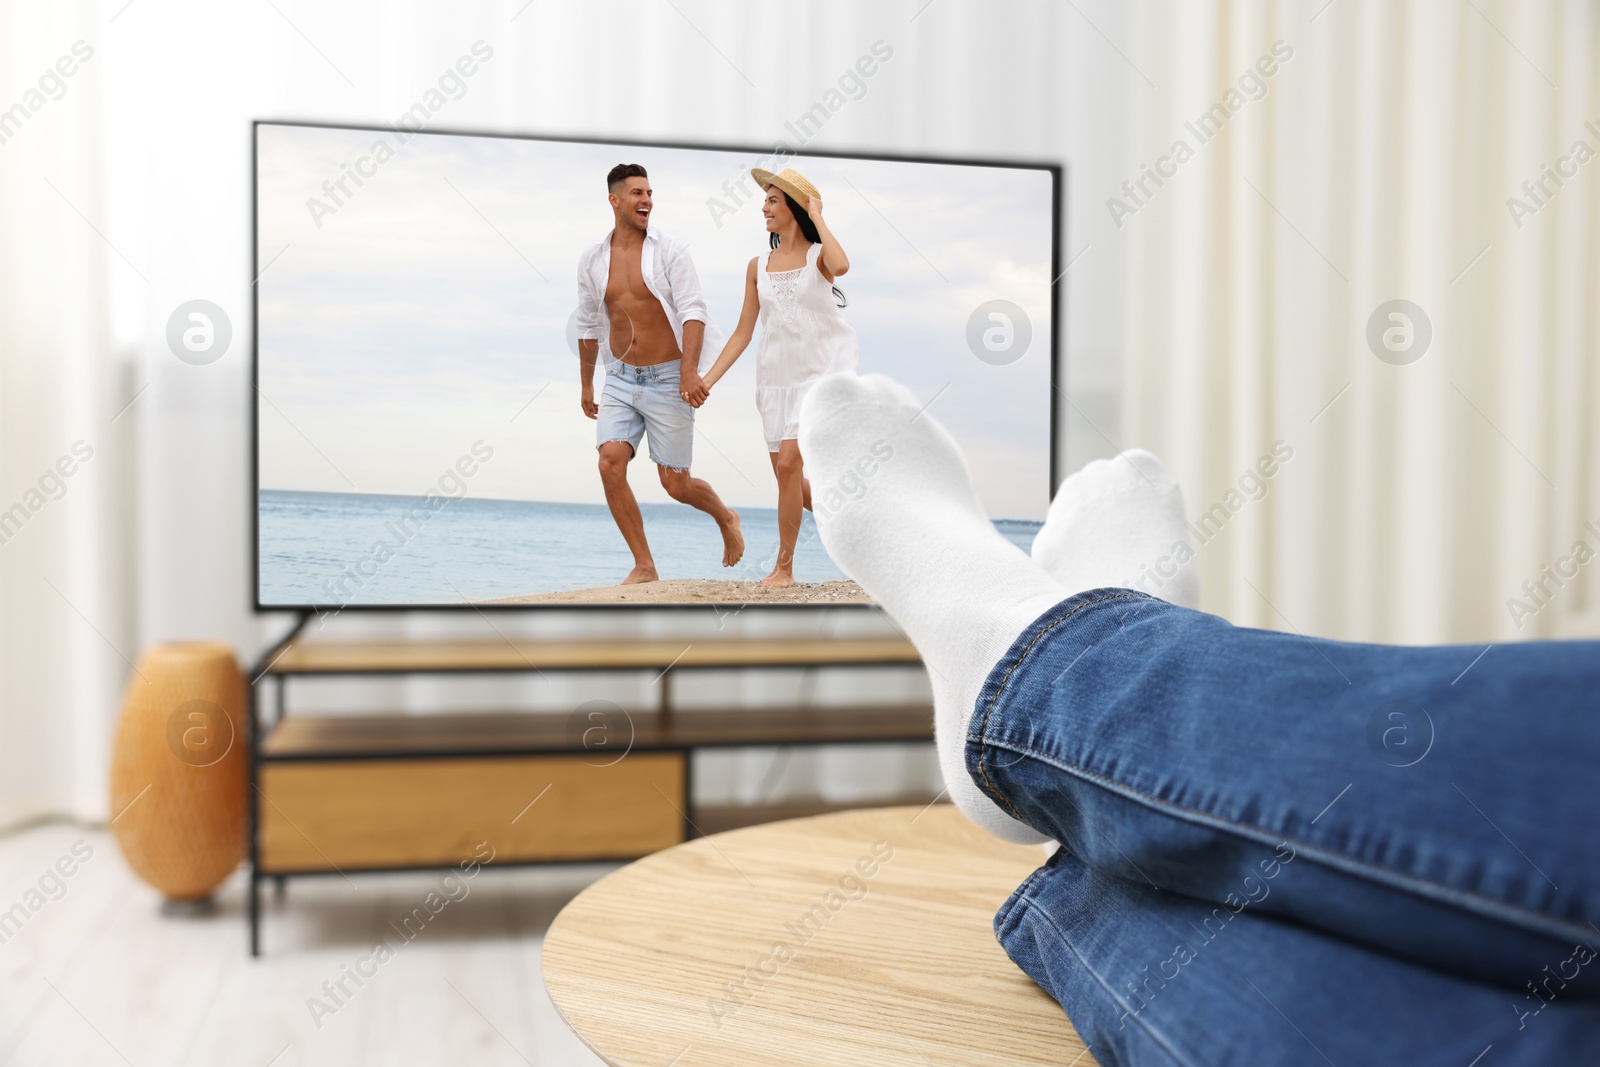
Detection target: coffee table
<box><xmin>543</xmin><ymin>804</ymin><xmax>1095</xmax><ymax>1066</ymax></box>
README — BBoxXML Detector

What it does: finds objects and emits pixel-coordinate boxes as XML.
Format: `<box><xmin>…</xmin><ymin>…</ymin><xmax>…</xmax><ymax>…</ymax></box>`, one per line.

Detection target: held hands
<box><xmin>680</xmin><ymin>369</ymin><xmax>711</xmax><ymax>408</ymax></box>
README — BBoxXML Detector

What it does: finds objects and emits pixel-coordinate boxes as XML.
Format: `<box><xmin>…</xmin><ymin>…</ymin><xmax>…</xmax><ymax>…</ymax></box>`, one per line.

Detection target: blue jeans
<box><xmin>969</xmin><ymin>589</ymin><xmax>1600</xmax><ymax>1065</ymax></box>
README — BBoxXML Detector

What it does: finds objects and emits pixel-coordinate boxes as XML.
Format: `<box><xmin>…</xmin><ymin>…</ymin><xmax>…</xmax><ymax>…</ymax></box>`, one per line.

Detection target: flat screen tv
<box><xmin>253</xmin><ymin>121</ymin><xmax>1060</xmax><ymax>610</ymax></box>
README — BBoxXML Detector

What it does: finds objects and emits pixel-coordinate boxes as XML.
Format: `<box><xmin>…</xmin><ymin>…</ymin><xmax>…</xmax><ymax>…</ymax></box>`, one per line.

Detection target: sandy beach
<box><xmin>484</xmin><ymin>577</ymin><xmax>871</xmax><ymax>606</ymax></box>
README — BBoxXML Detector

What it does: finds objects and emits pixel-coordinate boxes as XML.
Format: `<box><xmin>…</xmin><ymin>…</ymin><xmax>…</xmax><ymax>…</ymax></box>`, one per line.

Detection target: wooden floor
<box><xmin>0</xmin><ymin>822</ymin><xmax>614</xmax><ymax>1066</ymax></box>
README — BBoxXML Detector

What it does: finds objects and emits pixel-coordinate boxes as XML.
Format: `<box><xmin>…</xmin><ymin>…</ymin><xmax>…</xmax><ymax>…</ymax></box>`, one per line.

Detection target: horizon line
<box><xmin>258</xmin><ymin>485</ymin><xmax>1044</xmax><ymax>525</ymax></box>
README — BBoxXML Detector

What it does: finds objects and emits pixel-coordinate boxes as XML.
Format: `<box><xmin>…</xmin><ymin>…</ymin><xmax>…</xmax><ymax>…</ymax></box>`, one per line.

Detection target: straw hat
<box><xmin>751</xmin><ymin>167</ymin><xmax>821</xmax><ymax>211</ymax></box>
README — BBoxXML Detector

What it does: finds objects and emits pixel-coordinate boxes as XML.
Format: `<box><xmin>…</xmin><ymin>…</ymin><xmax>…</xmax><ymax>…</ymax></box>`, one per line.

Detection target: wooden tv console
<box><xmin>246</xmin><ymin>621</ymin><xmax>934</xmax><ymax>956</ymax></box>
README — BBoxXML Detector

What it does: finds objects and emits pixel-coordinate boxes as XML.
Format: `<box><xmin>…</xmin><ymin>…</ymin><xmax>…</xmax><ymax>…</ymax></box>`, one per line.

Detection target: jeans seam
<box><xmin>973</xmin><ymin>591</ymin><xmax>1153</xmax><ymax>824</ymax></box>
<box><xmin>1007</xmin><ymin>886</ymin><xmax>1197</xmax><ymax>1067</ymax></box>
<box><xmin>985</xmin><ymin>735</ymin><xmax>1590</xmax><ymax>943</ymax></box>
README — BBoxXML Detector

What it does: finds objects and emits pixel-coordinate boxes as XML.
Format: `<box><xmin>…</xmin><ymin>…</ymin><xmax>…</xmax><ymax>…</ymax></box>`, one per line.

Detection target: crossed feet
<box><xmin>797</xmin><ymin>373</ymin><xmax>1201</xmax><ymax>845</ymax></box>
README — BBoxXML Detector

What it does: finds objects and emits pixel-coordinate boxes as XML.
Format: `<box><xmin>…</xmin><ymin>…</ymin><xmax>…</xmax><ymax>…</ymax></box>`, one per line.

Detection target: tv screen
<box><xmin>254</xmin><ymin>122</ymin><xmax>1059</xmax><ymax>609</ymax></box>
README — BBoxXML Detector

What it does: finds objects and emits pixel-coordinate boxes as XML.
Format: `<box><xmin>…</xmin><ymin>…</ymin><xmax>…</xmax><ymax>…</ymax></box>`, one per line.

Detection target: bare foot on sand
<box><xmin>760</xmin><ymin>568</ymin><xmax>795</xmax><ymax>589</ymax></box>
<box><xmin>719</xmin><ymin>509</ymin><xmax>745</xmax><ymax>567</ymax></box>
<box><xmin>622</xmin><ymin>564</ymin><xmax>659</xmax><ymax>585</ymax></box>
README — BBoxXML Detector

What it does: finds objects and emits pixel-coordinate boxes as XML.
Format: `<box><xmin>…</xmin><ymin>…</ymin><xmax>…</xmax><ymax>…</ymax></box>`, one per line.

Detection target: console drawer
<box><xmin>258</xmin><ymin>752</ymin><xmax>686</xmax><ymax>872</ymax></box>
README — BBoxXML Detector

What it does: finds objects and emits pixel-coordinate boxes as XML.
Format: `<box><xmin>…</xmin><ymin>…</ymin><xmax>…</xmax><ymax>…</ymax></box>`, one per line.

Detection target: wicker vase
<box><xmin>109</xmin><ymin>642</ymin><xmax>247</xmax><ymax>905</ymax></box>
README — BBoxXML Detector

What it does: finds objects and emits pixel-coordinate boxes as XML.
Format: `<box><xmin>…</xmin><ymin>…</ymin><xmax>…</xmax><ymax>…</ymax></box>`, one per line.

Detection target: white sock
<box><xmin>1024</xmin><ymin>450</ymin><xmax>1200</xmax><ymax>860</ymax></box>
<box><xmin>799</xmin><ymin>374</ymin><xmax>1063</xmax><ymax>844</ymax></box>
<box><xmin>1031</xmin><ymin>449</ymin><xmax>1201</xmax><ymax>610</ymax></box>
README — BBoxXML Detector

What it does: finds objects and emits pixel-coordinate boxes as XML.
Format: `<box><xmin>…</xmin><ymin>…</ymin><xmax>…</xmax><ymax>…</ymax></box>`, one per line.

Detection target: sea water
<box><xmin>259</xmin><ymin>489</ymin><xmax>1042</xmax><ymax>606</ymax></box>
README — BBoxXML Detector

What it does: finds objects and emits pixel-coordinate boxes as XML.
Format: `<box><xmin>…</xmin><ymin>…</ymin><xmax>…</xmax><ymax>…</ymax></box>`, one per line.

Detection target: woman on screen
<box><xmin>697</xmin><ymin>168</ymin><xmax>857</xmax><ymax>589</ymax></box>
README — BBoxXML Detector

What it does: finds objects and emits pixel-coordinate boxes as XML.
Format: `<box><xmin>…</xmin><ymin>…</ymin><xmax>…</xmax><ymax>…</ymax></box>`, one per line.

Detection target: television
<box><xmin>253</xmin><ymin>121</ymin><xmax>1060</xmax><ymax>610</ymax></box>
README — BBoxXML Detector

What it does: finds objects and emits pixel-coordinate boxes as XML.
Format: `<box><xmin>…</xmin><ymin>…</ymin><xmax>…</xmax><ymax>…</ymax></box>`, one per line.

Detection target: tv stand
<box><xmin>244</xmin><ymin>618</ymin><xmax>933</xmax><ymax>956</ymax></box>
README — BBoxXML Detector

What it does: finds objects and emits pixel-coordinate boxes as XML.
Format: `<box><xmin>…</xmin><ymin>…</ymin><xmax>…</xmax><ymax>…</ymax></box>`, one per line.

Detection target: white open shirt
<box><xmin>575</xmin><ymin>226</ymin><xmax>726</xmax><ymax>375</ymax></box>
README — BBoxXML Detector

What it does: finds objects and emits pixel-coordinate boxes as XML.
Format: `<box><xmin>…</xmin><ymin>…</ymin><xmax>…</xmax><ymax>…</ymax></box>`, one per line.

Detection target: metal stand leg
<box><xmin>274</xmin><ymin>876</ymin><xmax>286</xmax><ymax>902</ymax></box>
<box><xmin>244</xmin><ymin>611</ymin><xmax>308</xmax><ymax>961</ymax></box>
<box><xmin>682</xmin><ymin>748</ymin><xmax>695</xmax><ymax>841</ymax></box>
<box><xmin>249</xmin><ymin>869</ymin><xmax>260</xmax><ymax>957</ymax></box>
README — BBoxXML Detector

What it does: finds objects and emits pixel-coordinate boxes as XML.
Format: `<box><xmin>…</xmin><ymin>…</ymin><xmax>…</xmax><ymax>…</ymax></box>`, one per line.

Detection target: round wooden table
<box><xmin>543</xmin><ymin>805</ymin><xmax>1095</xmax><ymax>1066</ymax></box>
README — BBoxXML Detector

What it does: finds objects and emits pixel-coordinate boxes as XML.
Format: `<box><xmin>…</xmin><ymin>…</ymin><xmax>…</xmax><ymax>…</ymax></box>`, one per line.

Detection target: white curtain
<box><xmin>1124</xmin><ymin>0</ymin><xmax>1600</xmax><ymax>645</ymax></box>
<box><xmin>0</xmin><ymin>0</ymin><xmax>1135</xmax><ymax>826</ymax></box>
<box><xmin>0</xmin><ymin>3</ymin><xmax>134</xmax><ymax>828</ymax></box>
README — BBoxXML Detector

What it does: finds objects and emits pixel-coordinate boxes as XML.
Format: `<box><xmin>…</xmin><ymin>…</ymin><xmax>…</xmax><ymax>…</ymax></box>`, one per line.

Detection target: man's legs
<box><xmin>969</xmin><ymin>588</ymin><xmax>1600</xmax><ymax>996</ymax></box>
<box><xmin>657</xmin><ymin>465</ymin><xmax>744</xmax><ymax>568</ymax></box>
<box><xmin>597</xmin><ymin>440</ymin><xmax>657</xmax><ymax>584</ymax></box>
<box><xmin>799</xmin><ymin>372</ymin><xmax>1600</xmax><ymax>996</ymax></box>
<box><xmin>637</xmin><ymin>361</ymin><xmax>744</xmax><ymax>569</ymax></box>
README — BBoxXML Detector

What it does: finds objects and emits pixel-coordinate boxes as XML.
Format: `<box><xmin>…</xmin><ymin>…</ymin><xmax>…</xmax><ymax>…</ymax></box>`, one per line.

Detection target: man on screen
<box><xmin>577</xmin><ymin>163</ymin><xmax>744</xmax><ymax>584</ymax></box>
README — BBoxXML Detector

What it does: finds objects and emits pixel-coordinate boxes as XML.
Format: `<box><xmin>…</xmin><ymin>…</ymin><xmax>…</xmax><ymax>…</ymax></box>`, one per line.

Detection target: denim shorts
<box><xmin>596</xmin><ymin>359</ymin><xmax>693</xmax><ymax>471</ymax></box>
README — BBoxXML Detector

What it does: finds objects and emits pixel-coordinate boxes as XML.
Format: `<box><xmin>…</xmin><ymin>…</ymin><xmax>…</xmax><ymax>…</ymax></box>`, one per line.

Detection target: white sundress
<box><xmin>754</xmin><ymin>241</ymin><xmax>859</xmax><ymax>450</ymax></box>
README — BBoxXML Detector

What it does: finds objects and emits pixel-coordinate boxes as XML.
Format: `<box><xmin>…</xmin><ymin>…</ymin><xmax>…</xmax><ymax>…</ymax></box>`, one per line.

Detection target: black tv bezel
<box><xmin>251</xmin><ymin>119</ymin><xmax>1065</xmax><ymax>614</ymax></box>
